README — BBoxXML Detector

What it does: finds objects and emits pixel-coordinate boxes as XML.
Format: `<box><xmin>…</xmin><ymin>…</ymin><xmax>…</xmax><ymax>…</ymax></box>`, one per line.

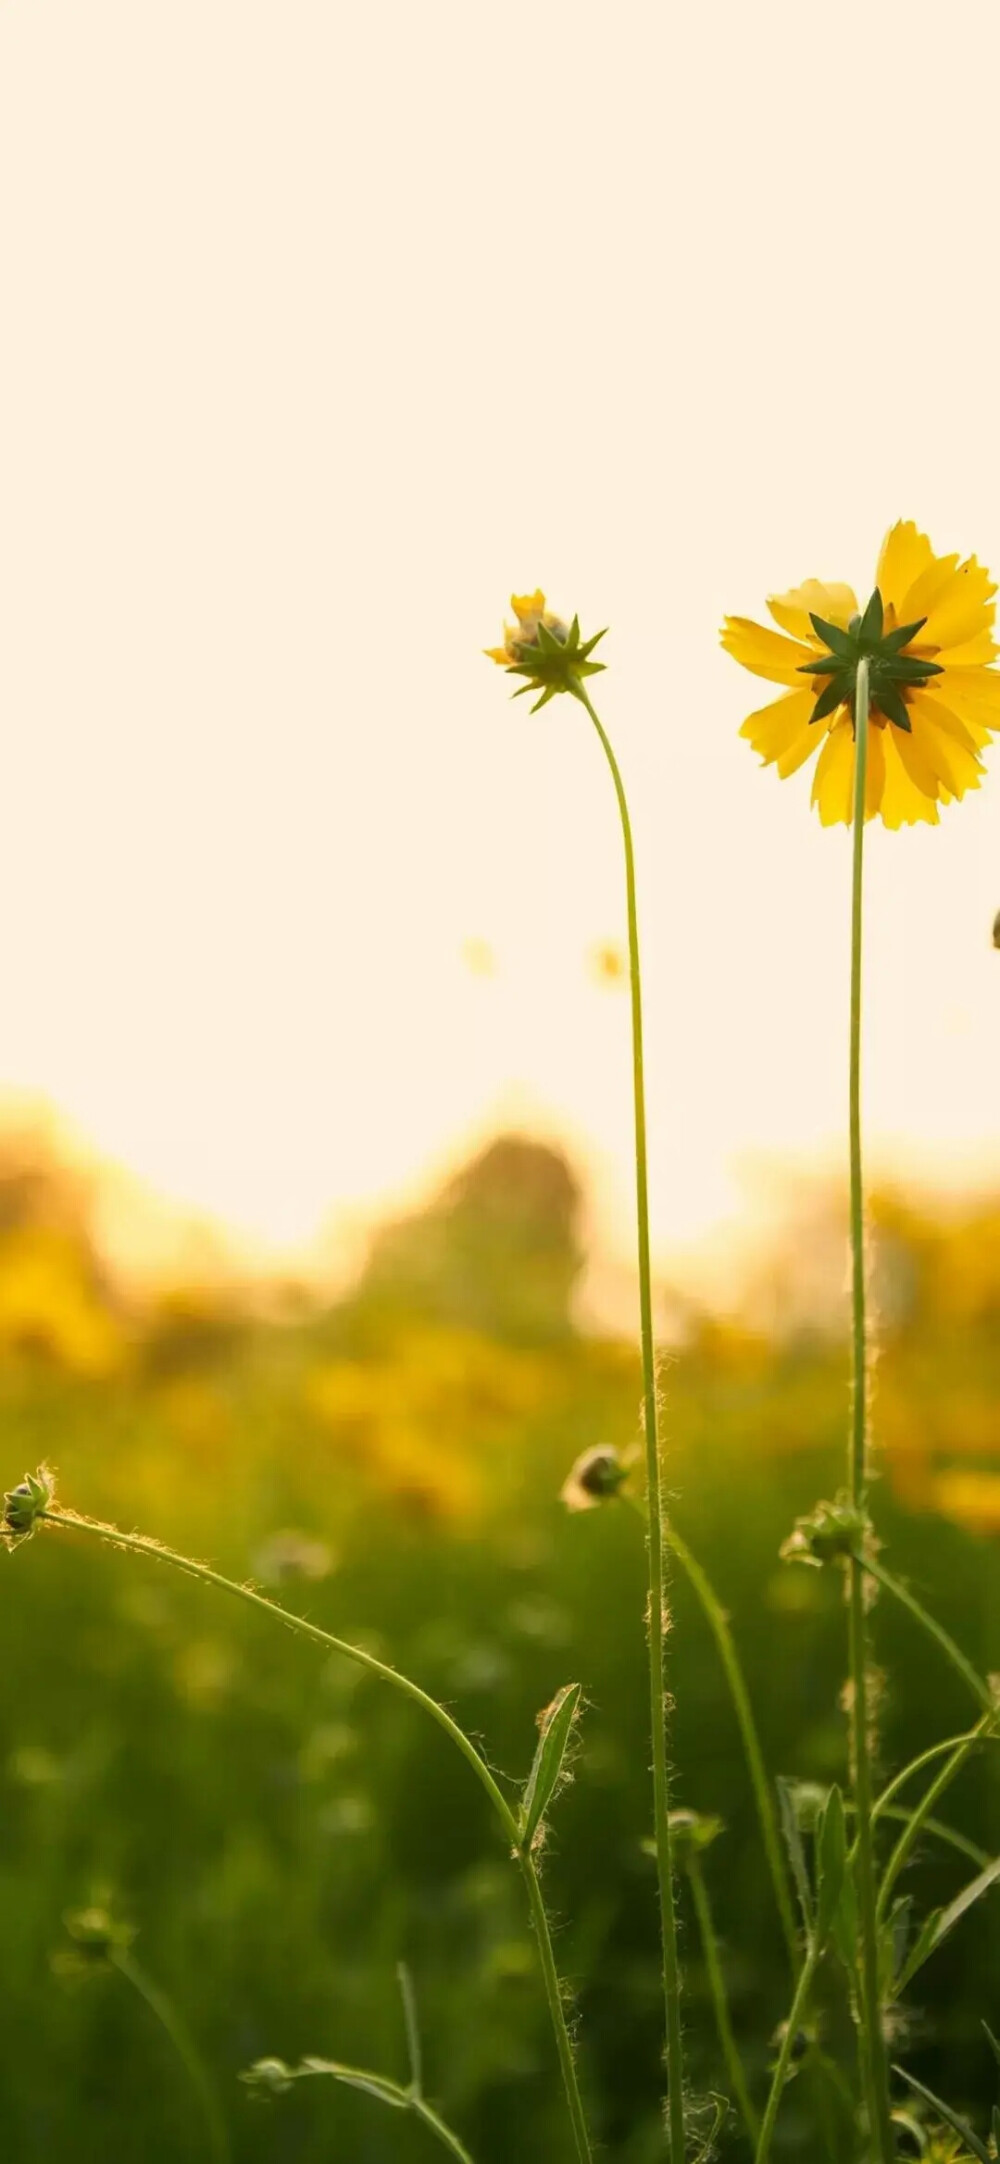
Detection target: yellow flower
<box><xmin>722</xmin><ymin>521</ymin><xmax>1000</xmax><ymax>825</ymax></box>
<box><xmin>484</xmin><ymin>590</ymin><xmax>567</xmax><ymax>667</ymax></box>
<box><xmin>485</xmin><ymin>590</ymin><xmax>607</xmax><ymax>709</ymax></box>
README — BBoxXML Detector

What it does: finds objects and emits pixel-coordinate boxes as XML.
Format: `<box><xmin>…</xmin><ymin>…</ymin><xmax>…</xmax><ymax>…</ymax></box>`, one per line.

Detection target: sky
<box><xmin>1</xmin><ymin>1</ymin><xmax>999</xmax><ymax>1296</ymax></box>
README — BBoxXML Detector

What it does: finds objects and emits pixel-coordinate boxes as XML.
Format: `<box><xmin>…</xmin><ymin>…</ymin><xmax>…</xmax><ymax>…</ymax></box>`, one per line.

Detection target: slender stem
<box><xmin>687</xmin><ymin>1859</ymin><xmax>759</xmax><ymax>2145</ymax></box>
<box><xmin>410</xmin><ymin>2094</ymin><xmax>480</xmax><ymax>2163</ymax></box>
<box><xmin>753</xmin><ymin>1940</ymin><xmax>820</xmax><ymax>2164</ymax></box>
<box><xmin>857</xmin><ymin>1553</ymin><xmax>996</xmax><ymax>1717</ymax></box>
<box><xmin>46</xmin><ymin>1505</ymin><xmax>518</xmax><ymax>1834</ymax></box>
<box><xmin>872</xmin><ymin>1722</ymin><xmax>998</xmax><ymax>1828</ymax></box>
<box><xmin>877</xmin><ymin>1729</ymin><xmax>988</xmax><ymax>1924</ymax></box>
<box><xmin>575</xmin><ymin>684</ymin><xmax>685</xmax><ymax>2158</ymax></box>
<box><xmin>112</xmin><ymin>1949</ymin><xmax>230</xmax><ymax>2164</ymax></box>
<box><xmin>845</xmin><ymin>655</ymin><xmax>895</xmax><ymax>2164</ymax></box>
<box><xmin>269</xmin><ymin>2059</ymin><xmax>478</xmax><ymax>2163</ymax></box>
<box><xmin>41</xmin><ymin>1507</ymin><xmax>592</xmax><ymax>2162</ymax></box>
<box><xmin>667</xmin><ymin>1523</ymin><xmax>798</xmax><ymax>1974</ymax></box>
<box><xmin>398</xmin><ymin>1962</ymin><xmax>424</xmax><ymax>2096</ymax></box>
<box><xmin>521</xmin><ymin>1852</ymin><xmax>591</xmax><ymax>2164</ymax></box>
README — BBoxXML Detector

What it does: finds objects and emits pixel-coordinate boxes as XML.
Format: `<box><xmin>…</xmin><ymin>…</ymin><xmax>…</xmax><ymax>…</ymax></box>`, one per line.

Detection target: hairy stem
<box><xmin>857</xmin><ymin>1553</ymin><xmax>996</xmax><ymax>1717</ymax></box>
<box><xmin>687</xmin><ymin>1859</ymin><xmax>759</xmax><ymax>2145</ymax></box>
<box><xmin>41</xmin><ymin>1506</ymin><xmax>592</xmax><ymax>2162</ymax></box>
<box><xmin>754</xmin><ymin>1940</ymin><xmax>820</xmax><ymax>2164</ymax></box>
<box><xmin>575</xmin><ymin>684</ymin><xmax>685</xmax><ymax>2158</ymax></box>
<box><xmin>845</xmin><ymin>655</ymin><xmax>895</xmax><ymax>2163</ymax></box>
<box><xmin>667</xmin><ymin>1523</ymin><xmax>798</xmax><ymax>1974</ymax></box>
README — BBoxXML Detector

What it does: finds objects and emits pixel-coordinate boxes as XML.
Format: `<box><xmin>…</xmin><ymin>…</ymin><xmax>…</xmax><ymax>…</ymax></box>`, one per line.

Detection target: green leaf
<box><xmin>519</xmin><ymin>1683</ymin><xmax>582</xmax><ymax>1848</ymax></box>
<box><xmin>810</xmin><ymin>678</ymin><xmax>848</xmax><ymax>725</ymax></box>
<box><xmin>892</xmin><ymin>2067</ymin><xmax>991</xmax><ymax>2164</ymax></box>
<box><xmin>875</xmin><ymin>683</ymin><xmax>912</xmax><ymax>732</ymax></box>
<box><xmin>809</xmin><ymin>614</ymin><xmax>855</xmax><ymax>657</ymax></box>
<box><xmin>895</xmin><ymin>1855</ymin><xmax>1000</xmax><ymax>1995</ymax></box>
<box><xmin>881</xmin><ymin>1897</ymin><xmax>911</xmax><ymax>1999</ymax></box>
<box><xmin>858</xmin><ymin>588</ymin><xmax>884</xmax><ymax>644</ymax></box>
<box><xmin>815</xmin><ymin>1786</ymin><xmax>847</xmax><ymax>1948</ymax></box>
<box><xmin>777</xmin><ymin>1779</ymin><xmax>815</xmax><ymax>1939</ymax></box>
<box><xmin>883</xmin><ymin>653</ymin><xmax>943</xmax><ymax>683</ymax></box>
<box><xmin>880</xmin><ymin>615</ymin><xmax>927</xmax><ymax>652</ymax></box>
<box><xmin>992</xmin><ymin>2104</ymin><xmax>1000</xmax><ymax>2150</ymax></box>
<box><xmin>981</xmin><ymin>2019</ymin><xmax>1000</xmax><ymax>2070</ymax></box>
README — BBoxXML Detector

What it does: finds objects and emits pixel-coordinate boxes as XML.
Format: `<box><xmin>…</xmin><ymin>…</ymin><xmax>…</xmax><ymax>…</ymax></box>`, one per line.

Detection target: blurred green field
<box><xmin>1</xmin><ymin>1133</ymin><xmax>997</xmax><ymax>2161</ymax></box>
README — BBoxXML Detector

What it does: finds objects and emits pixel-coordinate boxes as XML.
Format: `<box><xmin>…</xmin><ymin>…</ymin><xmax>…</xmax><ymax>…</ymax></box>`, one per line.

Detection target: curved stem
<box><xmin>877</xmin><ymin>1726</ymin><xmax>991</xmax><ymax>1925</ymax></box>
<box><xmin>521</xmin><ymin>1852</ymin><xmax>591</xmax><ymax>2164</ymax></box>
<box><xmin>872</xmin><ymin>1721</ymin><xmax>999</xmax><ymax>1828</ymax></box>
<box><xmin>41</xmin><ymin>1507</ymin><xmax>592</xmax><ymax>2161</ymax></box>
<box><xmin>667</xmin><ymin>1524</ymin><xmax>798</xmax><ymax>1974</ymax></box>
<box><xmin>687</xmin><ymin>1859</ymin><xmax>759</xmax><ymax>2145</ymax></box>
<box><xmin>410</xmin><ymin>2095</ymin><xmax>480</xmax><ymax>2163</ymax></box>
<box><xmin>753</xmin><ymin>1940</ymin><xmax>820</xmax><ymax>2164</ymax></box>
<box><xmin>575</xmin><ymin>685</ymin><xmax>685</xmax><ymax>2158</ymax></box>
<box><xmin>857</xmin><ymin>1553</ymin><xmax>996</xmax><ymax>1717</ymax></box>
<box><xmin>845</xmin><ymin>655</ymin><xmax>895</xmax><ymax>2163</ymax></box>
<box><xmin>112</xmin><ymin>1949</ymin><xmax>230</xmax><ymax>2164</ymax></box>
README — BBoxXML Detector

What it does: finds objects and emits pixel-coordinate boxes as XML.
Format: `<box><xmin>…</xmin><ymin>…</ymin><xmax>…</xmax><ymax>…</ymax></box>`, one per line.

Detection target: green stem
<box><xmin>259</xmin><ymin>2058</ymin><xmax>478</xmax><ymax>2163</ymax></box>
<box><xmin>409</xmin><ymin>2095</ymin><xmax>480</xmax><ymax>2163</ymax></box>
<box><xmin>857</xmin><ymin>1553</ymin><xmax>996</xmax><ymax>1716</ymax></box>
<box><xmin>521</xmin><ymin>1850</ymin><xmax>591</xmax><ymax>2164</ymax></box>
<box><xmin>753</xmin><ymin>1939</ymin><xmax>820</xmax><ymax>2164</ymax></box>
<box><xmin>877</xmin><ymin>1726</ymin><xmax>991</xmax><ymax>1924</ymax></box>
<box><xmin>687</xmin><ymin>1859</ymin><xmax>759</xmax><ymax>2145</ymax></box>
<box><xmin>872</xmin><ymin>1721</ymin><xmax>999</xmax><ymax>1828</ymax></box>
<box><xmin>112</xmin><ymin>1948</ymin><xmax>230</xmax><ymax>2164</ymax></box>
<box><xmin>576</xmin><ymin>684</ymin><xmax>685</xmax><ymax>2159</ymax></box>
<box><xmin>42</xmin><ymin>1507</ymin><xmax>592</xmax><ymax>2164</ymax></box>
<box><xmin>845</xmin><ymin>655</ymin><xmax>895</xmax><ymax>2164</ymax></box>
<box><xmin>666</xmin><ymin>1524</ymin><xmax>798</xmax><ymax>1974</ymax></box>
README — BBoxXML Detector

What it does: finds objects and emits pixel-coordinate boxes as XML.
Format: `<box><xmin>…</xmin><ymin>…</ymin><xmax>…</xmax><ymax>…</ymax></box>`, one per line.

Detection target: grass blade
<box><xmin>519</xmin><ymin>1683</ymin><xmax>582</xmax><ymax>1849</ymax></box>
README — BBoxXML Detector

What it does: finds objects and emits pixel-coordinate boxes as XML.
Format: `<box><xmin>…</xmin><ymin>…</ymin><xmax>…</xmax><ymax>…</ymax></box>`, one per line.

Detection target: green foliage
<box><xmin>1</xmin><ymin>1138</ymin><xmax>998</xmax><ymax>2159</ymax></box>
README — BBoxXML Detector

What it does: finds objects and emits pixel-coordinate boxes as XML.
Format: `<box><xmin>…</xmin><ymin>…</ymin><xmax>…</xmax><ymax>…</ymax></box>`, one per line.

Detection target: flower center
<box><xmin>799</xmin><ymin>588</ymin><xmax>943</xmax><ymax>735</ymax></box>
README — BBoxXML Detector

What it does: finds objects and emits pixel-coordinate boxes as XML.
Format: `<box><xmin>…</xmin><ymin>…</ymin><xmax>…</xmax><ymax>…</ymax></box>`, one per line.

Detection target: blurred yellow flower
<box><xmin>484</xmin><ymin>590</ymin><xmax>567</xmax><ymax>667</ymax></box>
<box><xmin>485</xmin><ymin>590</ymin><xmax>607</xmax><ymax>710</ymax></box>
<box><xmin>722</xmin><ymin>521</ymin><xmax>1000</xmax><ymax>825</ymax></box>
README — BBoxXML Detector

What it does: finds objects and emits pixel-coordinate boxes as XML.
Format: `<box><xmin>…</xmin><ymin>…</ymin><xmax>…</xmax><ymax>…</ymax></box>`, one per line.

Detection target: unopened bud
<box><xmin>3</xmin><ymin>1465</ymin><xmax>55</xmax><ymax>1549</ymax></box>
<box><xmin>780</xmin><ymin>1495</ymin><xmax>868</xmax><ymax>1569</ymax></box>
<box><xmin>560</xmin><ymin>1445</ymin><xmax>629</xmax><ymax>1513</ymax></box>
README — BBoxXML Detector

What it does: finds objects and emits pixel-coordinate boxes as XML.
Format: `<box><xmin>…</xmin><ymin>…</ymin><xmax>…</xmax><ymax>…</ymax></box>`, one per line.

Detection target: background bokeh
<box><xmin>1</xmin><ymin>1131</ymin><xmax>998</xmax><ymax>2159</ymax></box>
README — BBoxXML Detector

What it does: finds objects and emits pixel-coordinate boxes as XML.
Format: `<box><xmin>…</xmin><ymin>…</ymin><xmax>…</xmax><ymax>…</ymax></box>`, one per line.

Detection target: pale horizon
<box><xmin>3</xmin><ymin>0</ymin><xmax>998</xmax><ymax>1312</ymax></box>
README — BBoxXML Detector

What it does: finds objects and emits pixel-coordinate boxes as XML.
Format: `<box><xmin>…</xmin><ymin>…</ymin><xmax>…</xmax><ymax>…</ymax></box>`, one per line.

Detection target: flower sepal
<box><xmin>506</xmin><ymin>614</ymin><xmax>607</xmax><ymax>711</ymax></box>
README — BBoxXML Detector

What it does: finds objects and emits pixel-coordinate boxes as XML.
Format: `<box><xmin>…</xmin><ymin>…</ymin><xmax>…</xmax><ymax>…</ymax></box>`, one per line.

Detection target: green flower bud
<box><xmin>780</xmin><ymin>1495</ymin><xmax>869</xmax><ymax>1569</ymax></box>
<box><xmin>3</xmin><ymin>1465</ymin><xmax>55</xmax><ymax>1549</ymax></box>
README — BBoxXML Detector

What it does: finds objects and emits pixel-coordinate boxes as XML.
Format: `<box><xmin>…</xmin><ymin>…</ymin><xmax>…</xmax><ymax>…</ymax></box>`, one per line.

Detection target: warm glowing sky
<box><xmin>2</xmin><ymin>2</ymin><xmax>999</xmax><ymax>1288</ymax></box>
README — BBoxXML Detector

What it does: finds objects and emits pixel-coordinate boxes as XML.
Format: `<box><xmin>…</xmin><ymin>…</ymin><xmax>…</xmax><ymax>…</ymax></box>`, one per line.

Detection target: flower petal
<box><xmin>913</xmin><ymin>556</ymin><xmax>997</xmax><ymax>654</ymax></box>
<box><xmin>907</xmin><ymin>690</ymin><xmax>984</xmax><ymax>800</ymax></box>
<box><xmin>880</xmin><ymin>728</ymin><xmax>940</xmax><ymax>827</ymax></box>
<box><xmin>766</xmin><ymin>580</ymin><xmax>858</xmax><ymax>642</ymax></box>
<box><xmin>811</xmin><ymin>718</ymin><xmax>856</xmax><ymax>825</ymax></box>
<box><xmin>935</xmin><ymin>665</ymin><xmax>1000</xmax><ymax>741</ymax></box>
<box><xmin>876</xmin><ymin>521</ymin><xmax>935</xmax><ymax>616</ymax></box>
<box><xmin>511</xmin><ymin>591</ymin><xmax>546</xmax><ymax>623</ymax></box>
<box><xmin>900</xmin><ymin>549</ymin><xmax>962</xmax><ymax>630</ymax></box>
<box><xmin>739</xmin><ymin>687</ymin><xmax>816</xmax><ymax>759</ymax></box>
<box><xmin>810</xmin><ymin>718</ymin><xmax>886</xmax><ymax>825</ymax></box>
<box><xmin>721</xmin><ymin>616</ymin><xmax>818</xmax><ymax>687</ymax></box>
<box><xmin>864</xmin><ymin>724</ymin><xmax>886</xmax><ymax>819</ymax></box>
<box><xmin>935</xmin><ymin>632</ymin><xmax>998</xmax><ymax>667</ymax></box>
